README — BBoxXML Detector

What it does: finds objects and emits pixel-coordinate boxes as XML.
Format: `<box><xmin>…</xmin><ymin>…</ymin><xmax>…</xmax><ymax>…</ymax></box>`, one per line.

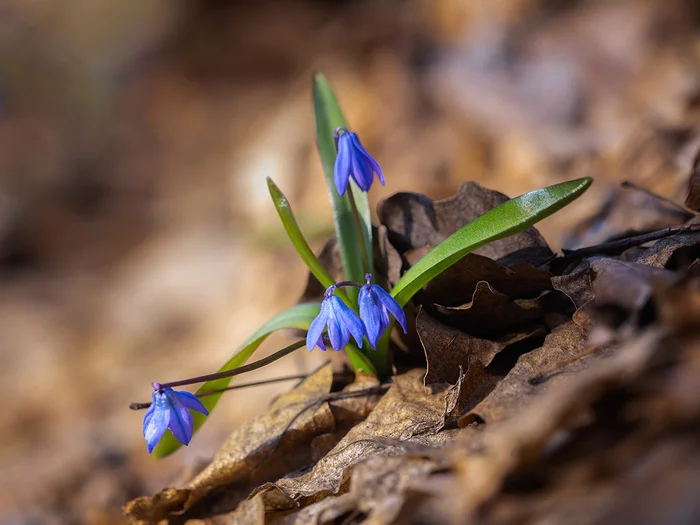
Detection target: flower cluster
<box><xmin>307</xmin><ymin>275</ymin><xmax>406</xmax><ymax>352</ymax></box>
<box><xmin>143</xmin><ymin>383</ymin><xmax>209</xmax><ymax>453</ymax></box>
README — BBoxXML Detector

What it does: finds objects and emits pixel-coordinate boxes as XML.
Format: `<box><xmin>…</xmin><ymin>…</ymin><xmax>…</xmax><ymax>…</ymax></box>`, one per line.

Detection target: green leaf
<box><xmin>391</xmin><ymin>178</ymin><xmax>593</xmax><ymax>307</ymax></box>
<box><xmin>344</xmin><ymin>343</ymin><xmax>378</xmax><ymax>376</ymax></box>
<box><xmin>267</xmin><ymin>177</ymin><xmax>335</xmax><ymax>290</ymax></box>
<box><xmin>313</xmin><ymin>73</ymin><xmax>373</xmax><ymax>293</ymax></box>
<box><xmin>152</xmin><ymin>302</ymin><xmax>321</xmax><ymax>458</ymax></box>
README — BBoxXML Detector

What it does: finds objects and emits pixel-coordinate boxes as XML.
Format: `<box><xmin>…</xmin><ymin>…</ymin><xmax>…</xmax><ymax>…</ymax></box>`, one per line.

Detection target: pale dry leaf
<box><xmin>274</xmin><ymin>369</ymin><xmax>459</xmax><ymax>506</ymax></box>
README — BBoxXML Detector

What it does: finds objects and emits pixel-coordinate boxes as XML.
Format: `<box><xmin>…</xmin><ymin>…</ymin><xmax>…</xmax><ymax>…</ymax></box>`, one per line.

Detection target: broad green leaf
<box><xmin>153</xmin><ymin>302</ymin><xmax>321</xmax><ymax>458</ymax></box>
<box><xmin>267</xmin><ymin>177</ymin><xmax>335</xmax><ymax>290</ymax></box>
<box><xmin>313</xmin><ymin>73</ymin><xmax>373</xmax><ymax>293</ymax></box>
<box><xmin>391</xmin><ymin>178</ymin><xmax>593</xmax><ymax>307</ymax></box>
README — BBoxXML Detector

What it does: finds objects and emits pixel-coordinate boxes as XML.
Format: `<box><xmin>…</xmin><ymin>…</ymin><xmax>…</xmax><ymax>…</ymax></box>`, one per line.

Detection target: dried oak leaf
<box><xmin>417</xmin><ymin>309</ymin><xmax>544</xmax><ymax>386</ymax></box>
<box><xmin>273</xmin><ymin>369</ymin><xmax>459</xmax><ymax>507</ymax></box>
<box><xmin>419</xmin><ymin>253</ymin><xmax>553</xmax><ymax>307</ymax></box>
<box><xmin>124</xmin><ymin>364</ymin><xmax>337</xmax><ymax>524</ymax></box>
<box><xmin>551</xmin><ymin>260</ymin><xmax>594</xmax><ymax>309</ymax></box>
<box><xmin>625</xmin><ymin>229</ymin><xmax>700</xmax><ymax>270</ymax></box>
<box><xmin>685</xmin><ymin>147</ymin><xmax>700</xmax><ymax>211</ymax></box>
<box><xmin>430</xmin><ymin>280</ymin><xmax>549</xmax><ymax>337</ymax></box>
<box><xmin>459</xmin><ymin>320</ymin><xmax>590</xmax><ymax>426</ymax></box>
<box><xmin>440</xmin><ymin>362</ymin><xmax>501</xmax><ymax>430</ymax></box>
<box><xmin>589</xmin><ymin>258</ymin><xmax>678</xmax><ymax>317</ymax></box>
<box><xmin>416</xmin><ymin>330</ymin><xmax>664</xmax><ymax>525</ymax></box>
<box><xmin>376</xmin><ymin>224</ymin><xmax>403</xmax><ymax>287</ymax></box>
<box><xmin>273</xmin><ymin>455</ymin><xmax>446</xmax><ymax>525</ymax></box>
<box><xmin>378</xmin><ymin>181</ymin><xmax>552</xmax><ymax>267</ymax></box>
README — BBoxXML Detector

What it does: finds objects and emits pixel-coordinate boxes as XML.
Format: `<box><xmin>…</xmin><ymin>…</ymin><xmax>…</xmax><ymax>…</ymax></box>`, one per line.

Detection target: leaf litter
<box><xmin>126</xmin><ymin>155</ymin><xmax>700</xmax><ymax>524</ymax></box>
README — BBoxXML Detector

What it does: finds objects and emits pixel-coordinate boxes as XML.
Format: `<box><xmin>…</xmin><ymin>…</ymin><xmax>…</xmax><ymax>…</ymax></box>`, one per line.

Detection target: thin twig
<box><xmin>561</xmin><ymin>223</ymin><xmax>700</xmax><ymax>260</ymax></box>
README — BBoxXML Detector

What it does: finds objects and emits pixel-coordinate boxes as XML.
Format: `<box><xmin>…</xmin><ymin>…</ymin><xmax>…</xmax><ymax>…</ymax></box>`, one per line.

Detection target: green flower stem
<box><xmin>347</xmin><ymin>188</ymin><xmax>371</xmax><ymax>275</ymax></box>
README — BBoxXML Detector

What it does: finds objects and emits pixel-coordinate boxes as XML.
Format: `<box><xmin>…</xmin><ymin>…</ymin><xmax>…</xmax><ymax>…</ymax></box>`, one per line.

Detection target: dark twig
<box><xmin>561</xmin><ymin>223</ymin><xmax>700</xmax><ymax>260</ymax></box>
<box><xmin>621</xmin><ymin>180</ymin><xmax>700</xmax><ymax>217</ymax></box>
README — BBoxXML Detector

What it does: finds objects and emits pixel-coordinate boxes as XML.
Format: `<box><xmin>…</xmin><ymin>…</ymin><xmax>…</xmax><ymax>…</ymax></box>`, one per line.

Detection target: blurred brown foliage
<box><xmin>3</xmin><ymin>0</ymin><xmax>700</xmax><ymax>523</ymax></box>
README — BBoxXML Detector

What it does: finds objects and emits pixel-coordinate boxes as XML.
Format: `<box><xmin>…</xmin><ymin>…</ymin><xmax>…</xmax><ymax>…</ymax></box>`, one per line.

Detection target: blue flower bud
<box><xmin>333</xmin><ymin>127</ymin><xmax>385</xmax><ymax>196</ymax></box>
<box><xmin>143</xmin><ymin>385</ymin><xmax>208</xmax><ymax>453</ymax></box>
<box><xmin>306</xmin><ymin>286</ymin><xmax>366</xmax><ymax>351</ymax></box>
<box><xmin>358</xmin><ymin>276</ymin><xmax>407</xmax><ymax>348</ymax></box>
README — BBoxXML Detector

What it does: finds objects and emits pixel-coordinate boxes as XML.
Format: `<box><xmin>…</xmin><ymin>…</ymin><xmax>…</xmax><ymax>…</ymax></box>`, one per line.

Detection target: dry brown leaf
<box><xmin>274</xmin><ymin>369</ymin><xmax>459</xmax><ymax>506</ymax></box>
<box><xmin>625</xmin><ymin>230</ymin><xmax>700</xmax><ymax>270</ymax></box>
<box><xmin>431</xmin><ymin>281</ymin><xmax>548</xmax><ymax>337</ymax></box>
<box><xmin>420</xmin><ymin>254</ymin><xmax>553</xmax><ymax>307</ymax></box>
<box><xmin>590</xmin><ymin>258</ymin><xmax>678</xmax><ymax>317</ymax></box>
<box><xmin>417</xmin><ymin>309</ymin><xmax>544</xmax><ymax>386</ymax></box>
<box><xmin>551</xmin><ymin>260</ymin><xmax>594</xmax><ymax>309</ymax></box>
<box><xmin>685</xmin><ymin>147</ymin><xmax>700</xmax><ymax>211</ymax></box>
<box><xmin>459</xmin><ymin>321</ymin><xmax>590</xmax><ymax>426</ymax></box>
<box><xmin>440</xmin><ymin>362</ymin><xmax>501</xmax><ymax>429</ymax></box>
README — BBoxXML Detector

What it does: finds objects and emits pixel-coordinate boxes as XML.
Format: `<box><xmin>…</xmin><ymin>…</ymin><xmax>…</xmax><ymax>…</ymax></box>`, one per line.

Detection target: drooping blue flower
<box><xmin>358</xmin><ymin>275</ymin><xmax>407</xmax><ymax>348</ymax></box>
<box><xmin>307</xmin><ymin>287</ymin><xmax>366</xmax><ymax>351</ymax></box>
<box><xmin>143</xmin><ymin>384</ymin><xmax>209</xmax><ymax>453</ymax></box>
<box><xmin>333</xmin><ymin>127</ymin><xmax>385</xmax><ymax>196</ymax></box>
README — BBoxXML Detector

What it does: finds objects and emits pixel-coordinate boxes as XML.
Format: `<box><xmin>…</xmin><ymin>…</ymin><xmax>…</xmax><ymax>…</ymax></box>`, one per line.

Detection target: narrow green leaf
<box><xmin>267</xmin><ymin>177</ymin><xmax>335</xmax><ymax>290</ymax></box>
<box><xmin>153</xmin><ymin>302</ymin><xmax>321</xmax><ymax>458</ymax></box>
<box><xmin>344</xmin><ymin>343</ymin><xmax>378</xmax><ymax>376</ymax></box>
<box><xmin>313</xmin><ymin>73</ymin><xmax>373</xmax><ymax>292</ymax></box>
<box><xmin>391</xmin><ymin>178</ymin><xmax>593</xmax><ymax>307</ymax></box>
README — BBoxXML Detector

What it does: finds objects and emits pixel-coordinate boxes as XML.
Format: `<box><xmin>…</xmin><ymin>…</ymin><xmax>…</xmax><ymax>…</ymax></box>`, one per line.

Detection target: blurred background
<box><xmin>1</xmin><ymin>0</ymin><xmax>700</xmax><ymax>522</ymax></box>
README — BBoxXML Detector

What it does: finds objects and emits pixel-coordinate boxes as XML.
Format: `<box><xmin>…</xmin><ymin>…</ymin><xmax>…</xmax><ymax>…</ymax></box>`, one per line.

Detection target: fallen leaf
<box><xmin>274</xmin><ymin>369</ymin><xmax>459</xmax><ymax>506</ymax></box>
<box><xmin>417</xmin><ymin>309</ymin><xmax>544</xmax><ymax>385</ymax></box>
<box><xmin>459</xmin><ymin>320</ymin><xmax>591</xmax><ymax>426</ymax></box>
<box><xmin>431</xmin><ymin>281</ymin><xmax>549</xmax><ymax>337</ymax></box>
<box><xmin>419</xmin><ymin>253</ymin><xmax>553</xmax><ymax>307</ymax></box>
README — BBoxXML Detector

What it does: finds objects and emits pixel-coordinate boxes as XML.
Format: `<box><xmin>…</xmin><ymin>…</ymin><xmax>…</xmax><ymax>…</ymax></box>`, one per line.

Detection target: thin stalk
<box><xmin>160</xmin><ymin>340</ymin><xmax>305</xmax><ymax>389</ymax></box>
<box><xmin>129</xmin><ymin>373</ymin><xmax>310</xmax><ymax>410</ymax></box>
<box><xmin>347</xmin><ymin>189</ymin><xmax>371</xmax><ymax>275</ymax></box>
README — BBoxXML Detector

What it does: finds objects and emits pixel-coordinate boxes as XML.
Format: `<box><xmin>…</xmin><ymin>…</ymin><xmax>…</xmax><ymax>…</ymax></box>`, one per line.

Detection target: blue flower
<box><xmin>307</xmin><ymin>287</ymin><xmax>366</xmax><ymax>351</ymax></box>
<box><xmin>358</xmin><ymin>276</ymin><xmax>407</xmax><ymax>348</ymax></box>
<box><xmin>143</xmin><ymin>384</ymin><xmax>209</xmax><ymax>453</ymax></box>
<box><xmin>333</xmin><ymin>127</ymin><xmax>385</xmax><ymax>196</ymax></box>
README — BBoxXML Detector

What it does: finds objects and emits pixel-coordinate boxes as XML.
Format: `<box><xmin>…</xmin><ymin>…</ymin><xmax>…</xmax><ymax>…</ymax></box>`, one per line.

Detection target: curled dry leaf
<box><xmin>419</xmin><ymin>253</ymin><xmax>553</xmax><ymax>307</ymax></box>
<box><xmin>431</xmin><ymin>280</ymin><xmax>549</xmax><ymax>337</ymax></box>
<box><xmin>273</xmin><ymin>369</ymin><xmax>459</xmax><ymax>507</ymax></box>
<box><xmin>417</xmin><ymin>309</ymin><xmax>544</xmax><ymax>386</ymax></box>
<box><xmin>589</xmin><ymin>258</ymin><xmax>678</xmax><ymax>322</ymax></box>
<box><xmin>459</xmin><ymin>320</ymin><xmax>591</xmax><ymax>426</ymax></box>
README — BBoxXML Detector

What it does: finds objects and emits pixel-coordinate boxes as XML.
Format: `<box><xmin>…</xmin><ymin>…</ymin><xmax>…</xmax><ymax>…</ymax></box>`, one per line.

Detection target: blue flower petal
<box><xmin>164</xmin><ymin>389</ymin><xmax>195</xmax><ymax>446</ymax></box>
<box><xmin>375</xmin><ymin>286</ymin><xmax>407</xmax><ymax>332</ymax></box>
<box><xmin>359</xmin><ymin>286</ymin><xmax>384</xmax><ymax>348</ymax></box>
<box><xmin>306</xmin><ymin>300</ymin><xmax>330</xmax><ymax>351</ymax></box>
<box><xmin>143</xmin><ymin>392</ymin><xmax>170</xmax><ymax>453</ymax></box>
<box><xmin>173</xmin><ymin>390</ymin><xmax>209</xmax><ymax>415</ymax></box>
<box><xmin>332</xmin><ymin>296</ymin><xmax>365</xmax><ymax>348</ymax></box>
<box><xmin>326</xmin><ymin>300</ymin><xmax>346</xmax><ymax>350</ymax></box>
<box><xmin>334</xmin><ymin>134</ymin><xmax>353</xmax><ymax>196</ymax></box>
